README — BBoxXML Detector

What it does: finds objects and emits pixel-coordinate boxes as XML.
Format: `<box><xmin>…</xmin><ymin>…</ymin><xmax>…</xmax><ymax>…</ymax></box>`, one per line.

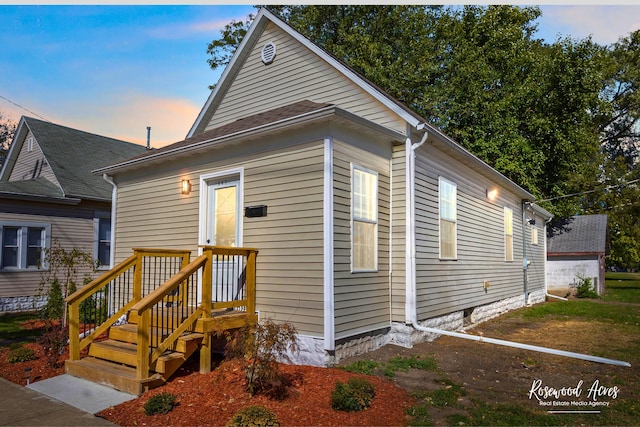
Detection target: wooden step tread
<box><xmin>68</xmin><ymin>356</ymin><xmax>138</xmax><ymax>379</ymax></box>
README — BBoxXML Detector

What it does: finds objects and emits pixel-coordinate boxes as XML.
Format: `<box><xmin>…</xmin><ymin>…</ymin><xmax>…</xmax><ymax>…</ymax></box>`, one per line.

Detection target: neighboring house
<box><xmin>0</xmin><ymin>116</ymin><xmax>147</xmax><ymax>313</ymax></box>
<box><xmin>547</xmin><ymin>214</ymin><xmax>609</xmax><ymax>296</ymax></box>
<box><xmin>95</xmin><ymin>8</ymin><xmax>553</xmax><ymax>366</ymax></box>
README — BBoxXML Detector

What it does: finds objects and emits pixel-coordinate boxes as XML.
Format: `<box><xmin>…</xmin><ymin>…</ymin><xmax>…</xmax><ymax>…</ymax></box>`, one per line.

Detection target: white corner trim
<box><xmin>405</xmin><ymin>136</ymin><xmax>416</xmax><ymax>324</ymax></box>
<box><xmin>102</xmin><ymin>174</ymin><xmax>117</xmax><ymax>269</ymax></box>
<box><xmin>323</xmin><ymin>137</ymin><xmax>335</xmax><ymax>351</ymax></box>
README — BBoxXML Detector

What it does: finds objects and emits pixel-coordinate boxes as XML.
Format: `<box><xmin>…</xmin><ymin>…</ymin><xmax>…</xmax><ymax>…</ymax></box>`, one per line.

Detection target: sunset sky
<box><xmin>1</xmin><ymin>4</ymin><xmax>638</xmax><ymax>148</ymax></box>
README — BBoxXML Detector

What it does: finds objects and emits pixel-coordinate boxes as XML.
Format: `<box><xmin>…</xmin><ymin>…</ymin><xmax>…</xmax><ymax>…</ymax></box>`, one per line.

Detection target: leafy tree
<box><xmin>206</xmin><ymin>6</ymin><xmax>638</xmax><ymax>255</ymax></box>
<box><xmin>0</xmin><ymin>112</ymin><xmax>17</xmax><ymax>168</ymax></box>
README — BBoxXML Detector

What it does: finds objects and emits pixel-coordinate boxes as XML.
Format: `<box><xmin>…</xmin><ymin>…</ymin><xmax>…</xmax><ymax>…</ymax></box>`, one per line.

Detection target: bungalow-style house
<box><xmin>62</xmin><ymin>8</ymin><xmax>554</xmax><ymax>394</ymax></box>
<box><xmin>547</xmin><ymin>214</ymin><xmax>609</xmax><ymax>296</ymax></box>
<box><xmin>0</xmin><ymin>116</ymin><xmax>147</xmax><ymax>313</ymax></box>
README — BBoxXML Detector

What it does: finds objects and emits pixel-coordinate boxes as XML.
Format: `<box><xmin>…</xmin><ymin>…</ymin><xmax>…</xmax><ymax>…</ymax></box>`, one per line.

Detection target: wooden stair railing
<box><xmin>65</xmin><ymin>246</ymin><xmax>258</xmax><ymax>395</ymax></box>
<box><xmin>66</xmin><ymin>248</ymin><xmax>191</xmax><ymax>362</ymax></box>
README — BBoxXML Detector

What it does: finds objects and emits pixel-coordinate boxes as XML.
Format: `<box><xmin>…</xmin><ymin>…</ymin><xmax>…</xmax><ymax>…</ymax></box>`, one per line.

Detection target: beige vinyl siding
<box><xmin>333</xmin><ymin>140</ymin><xmax>390</xmax><ymax>339</ymax></box>
<box><xmin>390</xmin><ymin>142</ymin><xmax>407</xmax><ymax>322</ymax></box>
<box><xmin>114</xmin><ymin>140</ymin><xmax>325</xmax><ymax>336</ymax></box>
<box><xmin>0</xmin><ymin>208</ymin><xmax>96</xmax><ymax>298</ymax></box>
<box><xmin>413</xmin><ymin>145</ymin><xmax>526</xmax><ymax>320</ymax></box>
<box><xmin>205</xmin><ymin>22</ymin><xmax>406</xmax><ymax>135</ymax></box>
<box><xmin>8</xmin><ymin>132</ymin><xmax>59</xmax><ymax>186</ymax></box>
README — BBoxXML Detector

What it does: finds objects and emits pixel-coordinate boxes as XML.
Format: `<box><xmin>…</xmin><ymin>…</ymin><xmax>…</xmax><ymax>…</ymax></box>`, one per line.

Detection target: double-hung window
<box><xmin>439</xmin><ymin>177</ymin><xmax>457</xmax><ymax>259</ymax></box>
<box><xmin>531</xmin><ymin>225</ymin><xmax>539</xmax><ymax>245</ymax></box>
<box><xmin>504</xmin><ymin>207</ymin><xmax>514</xmax><ymax>261</ymax></box>
<box><xmin>352</xmin><ymin>165</ymin><xmax>378</xmax><ymax>272</ymax></box>
<box><xmin>1</xmin><ymin>223</ymin><xmax>50</xmax><ymax>270</ymax></box>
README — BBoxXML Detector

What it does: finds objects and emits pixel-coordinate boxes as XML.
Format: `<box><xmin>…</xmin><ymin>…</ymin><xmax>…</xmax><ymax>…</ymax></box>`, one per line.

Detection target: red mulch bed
<box><xmin>98</xmin><ymin>359</ymin><xmax>416</xmax><ymax>426</ymax></box>
<box><xmin>1</xmin><ymin>319</ymin><xmax>416</xmax><ymax>426</ymax></box>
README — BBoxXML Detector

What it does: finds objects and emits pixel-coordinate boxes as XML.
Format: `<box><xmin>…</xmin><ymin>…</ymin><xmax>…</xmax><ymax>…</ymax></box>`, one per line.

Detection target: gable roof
<box><xmin>188</xmin><ymin>7</ymin><xmax>423</xmax><ymax>138</ymax></box>
<box><xmin>0</xmin><ymin>116</ymin><xmax>147</xmax><ymax>202</ymax></box>
<box><xmin>547</xmin><ymin>214</ymin><xmax>609</xmax><ymax>255</ymax></box>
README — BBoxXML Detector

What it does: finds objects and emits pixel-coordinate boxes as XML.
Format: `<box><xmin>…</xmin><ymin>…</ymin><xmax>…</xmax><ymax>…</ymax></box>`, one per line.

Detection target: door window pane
<box><xmin>214</xmin><ymin>186</ymin><xmax>237</xmax><ymax>246</ymax></box>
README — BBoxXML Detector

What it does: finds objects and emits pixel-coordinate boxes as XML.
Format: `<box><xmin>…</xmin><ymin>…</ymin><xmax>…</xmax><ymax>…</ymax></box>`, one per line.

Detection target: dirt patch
<box><xmin>339</xmin><ymin>306</ymin><xmax>639</xmax><ymax>425</ymax></box>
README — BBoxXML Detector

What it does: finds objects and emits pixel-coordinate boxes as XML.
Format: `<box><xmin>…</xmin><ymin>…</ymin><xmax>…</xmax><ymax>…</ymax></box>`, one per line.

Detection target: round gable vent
<box><xmin>261</xmin><ymin>41</ymin><xmax>277</xmax><ymax>65</ymax></box>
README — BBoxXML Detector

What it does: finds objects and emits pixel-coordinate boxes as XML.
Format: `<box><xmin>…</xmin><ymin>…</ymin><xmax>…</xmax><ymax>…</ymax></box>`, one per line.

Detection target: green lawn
<box><xmin>0</xmin><ymin>312</ymin><xmax>42</xmax><ymax>346</ymax></box>
<box><xmin>604</xmin><ymin>272</ymin><xmax>640</xmax><ymax>304</ymax></box>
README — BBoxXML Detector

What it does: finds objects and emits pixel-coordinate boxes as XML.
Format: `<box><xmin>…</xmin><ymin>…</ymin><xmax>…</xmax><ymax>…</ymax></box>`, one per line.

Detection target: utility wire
<box><xmin>537</xmin><ymin>178</ymin><xmax>640</xmax><ymax>202</ymax></box>
<box><xmin>0</xmin><ymin>94</ymin><xmax>50</xmax><ymax>122</ymax></box>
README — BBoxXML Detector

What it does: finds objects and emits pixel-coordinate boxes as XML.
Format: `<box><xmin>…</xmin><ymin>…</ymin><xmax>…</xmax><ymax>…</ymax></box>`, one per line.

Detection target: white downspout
<box><xmin>409</xmin><ymin>322</ymin><xmax>630</xmax><ymax>367</ymax></box>
<box><xmin>406</xmin><ymin>125</ymin><xmax>429</xmax><ymax>324</ymax></box>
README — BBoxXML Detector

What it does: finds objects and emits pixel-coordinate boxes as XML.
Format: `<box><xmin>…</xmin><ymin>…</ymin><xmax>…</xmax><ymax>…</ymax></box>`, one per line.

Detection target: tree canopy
<box><xmin>0</xmin><ymin>112</ymin><xmax>17</xmax><ymax>169</ymax></box>
<box><xmin>207</xmin><ymin>5</ymin><xmax>639</xmax><ymax>269</ymax></box>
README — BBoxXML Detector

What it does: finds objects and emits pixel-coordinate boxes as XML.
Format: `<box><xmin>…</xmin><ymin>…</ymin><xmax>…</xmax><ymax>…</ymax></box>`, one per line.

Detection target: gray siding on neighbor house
<box><xmin>390</xmin><ymin>142</ymin><xmax>407</xmax><ymax>322</ymax></box>
<box><xmin>8</xmin><ymin>131</ymin><xmax>59</xmax><ymax>186</ymax></box>
<box><xmin>333</xmin><ymin>139</ymin><xmax>391</xmax><ymax>339</ymax></box>
<box><xmin>0</xmin><ymin>202</ymin><xmax>102</xmax><ymax>298</ymax></box>
<box><xmin>114</xmin><ymin>138</ymin><xmax>326</xmax><ymax>337</ymax></box>
<box><xmin>205</xmin><ymin>22</ymin><xmax>406</xmax><ymax>135</ymax></box>
<box><xmin>413</xmin><ymin>144</ymin><xmax>526</xmax><ymax>320</ymax></box>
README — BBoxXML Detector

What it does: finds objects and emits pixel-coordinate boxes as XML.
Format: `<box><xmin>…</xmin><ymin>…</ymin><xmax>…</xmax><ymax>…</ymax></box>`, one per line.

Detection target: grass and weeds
<box><xmin>0</xmin><ymin>312</ymin><xmax>42</xmax><ymax>346</ymax></box>
<box><xmin>604</xmin><ymin>272</ymin><xmax>640</xmax><ymax>304</ymax></box>
<box><xmin>339</xmin><ymin>354</ymin><xmax>437</xmax><ymax>378</ymax></box>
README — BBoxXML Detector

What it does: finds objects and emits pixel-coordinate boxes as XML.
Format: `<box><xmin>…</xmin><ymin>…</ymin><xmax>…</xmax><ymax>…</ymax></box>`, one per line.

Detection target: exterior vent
<box><xmin>261</xmin><ymin>42</ymin><xmax>277</xmax><ymax>65</ymax></box>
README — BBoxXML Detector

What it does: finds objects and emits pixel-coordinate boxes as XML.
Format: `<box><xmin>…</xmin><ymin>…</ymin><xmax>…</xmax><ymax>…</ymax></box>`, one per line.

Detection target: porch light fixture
<box><xmin>486</xmin><ymin>188</ymin><xmax>498</xmax><ymax>202</ymax></box>
<box><xmin>181</xmin><ymin>179</ymin><xmax>192</xmax><ymax>195</ymax></box>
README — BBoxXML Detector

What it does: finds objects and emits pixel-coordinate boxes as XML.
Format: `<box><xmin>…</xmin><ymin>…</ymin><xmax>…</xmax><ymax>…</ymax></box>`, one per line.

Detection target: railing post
<box><xmin>133</xmin><ymin>249</ymin><xmax>143</xmax><ymax>303</ymax></box>
<box><xmin>136</xmin><ymin>309</ymin><xmax>150</xmax><ymax>380</ymax></box>
<box><xmin>200</xmin><ymin>247</ymin><xmax>213</xmax><ymax>374</ymax></box>
<box><xmin>68</xmin><ymin>302</ymin><xmax>80</xmax><ymax>361</ymax></box>
<box><xmin>247</xmin><ymin>250</ymin><xmax>257</xmax><ymax>316</ymax></box>
<box><xmin>180</xmin><ymin>251</ymin><xmax>190</xmax><ymax>307</ymax></box>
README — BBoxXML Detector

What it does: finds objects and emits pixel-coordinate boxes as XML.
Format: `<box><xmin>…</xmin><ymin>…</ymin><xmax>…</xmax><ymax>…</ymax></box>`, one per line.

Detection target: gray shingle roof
<box><xmin>12</xmin><ymin>117</ymin><xmax>147</xmax><ymax>201</ymax></box>
<box><xmin>105</xmin><ymin>100</ymin><xmax>333</xmax><ymax>167</ymax></box>
<box><xmin>547</xmin><ymin>214</ymin><xmax>608</xmax><ymax>254</ymax></box>
<box><xmin>0</xmin><ymin>177</ymin><xmax>64</xmax><ymax>199</ymax></box>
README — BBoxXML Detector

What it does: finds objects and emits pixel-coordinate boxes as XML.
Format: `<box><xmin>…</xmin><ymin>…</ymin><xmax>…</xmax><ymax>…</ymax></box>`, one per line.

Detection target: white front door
<box><xmin>202</xmin><ymin>175</ymin><xmax>243</xmax><ymax>304</ymax></box>
<box><xmin>206</xmin><ymin>178</ymin><xmax>240</xmax><ymax>247</ymax></box>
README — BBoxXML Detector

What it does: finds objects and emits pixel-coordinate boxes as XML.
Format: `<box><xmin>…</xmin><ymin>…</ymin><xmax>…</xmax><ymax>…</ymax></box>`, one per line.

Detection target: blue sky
<box><xmin>1</xmin><ymin>4</ymin><xmax>639</xmax><ymax>148</ymax></box>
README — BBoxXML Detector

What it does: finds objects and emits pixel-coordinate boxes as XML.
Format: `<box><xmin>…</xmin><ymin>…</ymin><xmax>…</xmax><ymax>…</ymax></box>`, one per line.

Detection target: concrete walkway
<box><xmin>0</xmin><ymin>375</ymin><xmax>134</xmax><ymax>426</ymax></box>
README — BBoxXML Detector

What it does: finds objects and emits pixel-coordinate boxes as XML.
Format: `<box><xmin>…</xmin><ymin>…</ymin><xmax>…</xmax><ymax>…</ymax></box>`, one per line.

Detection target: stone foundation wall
<box><xmin>285</xmin><ymin>292</ymin><xmax>546</xmax><ymax>367</ymax></box>
<box><xmin>0</xmin><ymin>296</ymin><xmax>47</xmax><ymax>314</ymax></box>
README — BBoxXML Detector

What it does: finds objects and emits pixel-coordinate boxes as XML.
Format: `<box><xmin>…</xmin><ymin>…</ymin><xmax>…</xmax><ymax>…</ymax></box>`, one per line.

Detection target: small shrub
<box><xmin>330</xmin><ymin>377</ymin><xmax>376</xmax><ymax>412</ymax></box>
<box><xmin>575</xmin><ymin>275</ymin><xmax>599</xmax><ymax>299</ymax></box>
<box><xmin>37</xmin><ymin>322</ymin><xmax>68</xmax><ymax>368</ymax></box>
<box><xmin>224</xmin><ymin>319</ymin><xmax>299</xmax><ymax>399</ymax></box>
<box><xmin>7</xmin><ymin>346</ymin><xmax>36</xmax><ymax>363</ymax></box>
<box><xmin>41</xmin><ymin>278</ymin><xmax>64</xmax><ymax>321</ymax></box>
<box><xmin>144</xmin><ymin>392</ymin><xmax>177</xmax><ymax>416</ymax></box>
<box><xmin>226</xmin><ymin>406</ymin><xmax>280</xmax><ymax>427</ymax></box>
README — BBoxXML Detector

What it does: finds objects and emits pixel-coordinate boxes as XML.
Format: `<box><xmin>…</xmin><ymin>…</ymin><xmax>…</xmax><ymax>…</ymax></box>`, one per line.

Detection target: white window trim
<box><xmin>94</xmin><ymin>211</ymin><xmax>111</xmax><ymax>270</ymax></box>
<box><xmin>0</xmin><ymin>221</ymin><xmax>51</xmax><ymax>271</ymax></box>
<box><xmin>438</xmin><ymin>176</ymin><xmax>457</xmax><ymax>260</ymax></box>
<box><xmin>350</xmin><ymin>163</ymin><xmax>378</xmax><ymax>273</ymax></box>
<box><xmin>505</xmin><ymin>207</ymin><xmax>514</xmax><ymax>262</ymax></box>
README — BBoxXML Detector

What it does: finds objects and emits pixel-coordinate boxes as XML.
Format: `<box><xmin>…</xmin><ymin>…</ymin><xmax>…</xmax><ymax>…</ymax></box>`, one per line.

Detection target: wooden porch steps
<box><xmin>65</xmin><ymin>322</ymin><xmax>204</xmax><ymax>396</ymax></box>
